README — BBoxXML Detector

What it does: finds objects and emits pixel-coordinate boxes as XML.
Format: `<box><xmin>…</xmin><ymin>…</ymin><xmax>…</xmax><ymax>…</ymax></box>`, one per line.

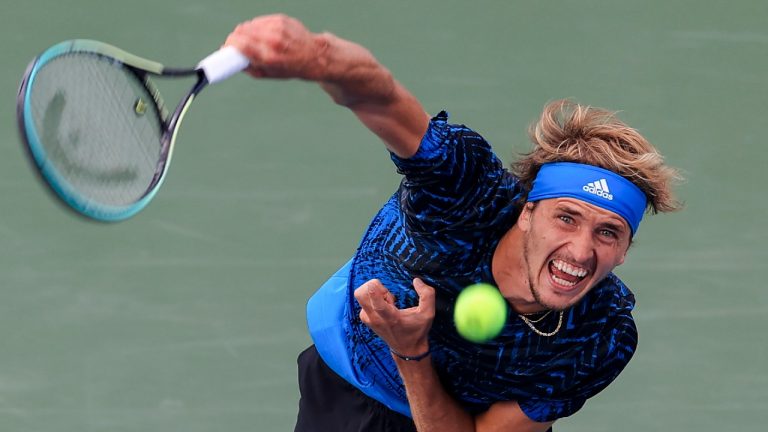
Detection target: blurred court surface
<box><xmin>0</xmin><ymin>1</ymin><xmax>765</xmax><ymax>431</ymax></box>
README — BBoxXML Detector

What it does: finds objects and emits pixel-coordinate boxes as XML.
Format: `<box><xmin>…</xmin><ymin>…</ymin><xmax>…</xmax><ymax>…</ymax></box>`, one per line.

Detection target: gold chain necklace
<box><xmin>519</xmin><ymin>310</ymin><xmax>564</xmax><ymax>337</ymax></box>
<box><xmin>520</xmin><ymin>310</ymin><xmax>551</xmax><ymax>323</ymax></box>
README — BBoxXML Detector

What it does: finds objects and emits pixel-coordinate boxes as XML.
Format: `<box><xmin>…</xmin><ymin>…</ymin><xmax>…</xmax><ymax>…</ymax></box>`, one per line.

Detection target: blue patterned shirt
<box><xmin>310</xmin><ymin>112</ymin><xmax>637</xmax><ymax>423</ymax></box>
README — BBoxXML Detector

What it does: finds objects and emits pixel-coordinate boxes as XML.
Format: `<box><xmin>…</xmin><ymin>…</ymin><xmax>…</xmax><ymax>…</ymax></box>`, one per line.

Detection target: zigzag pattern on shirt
<box><xmin>345</xmin><ymin>114</ymin><xmax>637</xmax><ymax>422</ymax></box>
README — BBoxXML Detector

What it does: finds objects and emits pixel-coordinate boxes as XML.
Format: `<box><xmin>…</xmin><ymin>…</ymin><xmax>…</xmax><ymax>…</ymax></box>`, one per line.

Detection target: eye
<box><xmin>598</xmin><ymin>228</ymin><xmax>617</xmax><ymax>239</ymax></box>
<box><xmin>558</xmin><ymin>214</ymin><xmax>574</xmax><ymax>224</ymax></box>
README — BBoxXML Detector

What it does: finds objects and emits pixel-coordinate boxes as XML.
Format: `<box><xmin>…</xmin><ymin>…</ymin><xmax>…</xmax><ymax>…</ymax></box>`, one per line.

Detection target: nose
<box><xmin>568</xmin><ymin>227</ymin><xmax>595</xmax><ymax>265</ymax></box>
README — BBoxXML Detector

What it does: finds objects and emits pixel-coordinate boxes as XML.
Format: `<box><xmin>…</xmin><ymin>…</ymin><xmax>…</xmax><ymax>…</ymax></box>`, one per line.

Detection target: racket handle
<box><xmin>197</xmin><ymin>46</ymin><xmax>250</xmax><ymax>84</ymax></box>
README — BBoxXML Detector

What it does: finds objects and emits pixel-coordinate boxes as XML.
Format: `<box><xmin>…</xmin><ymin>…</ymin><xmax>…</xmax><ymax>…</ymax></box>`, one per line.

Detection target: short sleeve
<box><xmin>391</xmin><ymin>111</ymin><xmax>452</xmax><ymax>167</ymax></box>
<box><xmin>389</xmin><ymin>111</ymin><xmax>513</xmax><ymax>235</ymax></box>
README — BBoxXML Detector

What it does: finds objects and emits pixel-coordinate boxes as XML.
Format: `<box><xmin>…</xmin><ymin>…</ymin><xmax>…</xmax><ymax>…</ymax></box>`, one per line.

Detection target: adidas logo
<box><xmin>582</xmin><ymin>179</ymin><xmax>614</xmax><ymax>200</ymax></box>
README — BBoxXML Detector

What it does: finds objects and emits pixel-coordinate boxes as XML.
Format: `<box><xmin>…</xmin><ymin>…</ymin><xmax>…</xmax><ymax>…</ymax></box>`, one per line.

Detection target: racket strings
<box><xmin>27</xmin><ymin>53</ymin><xmax>164</xmax><ymax>207</ymax></box>
<box><xmin>90</xmin><ymin>58</ymin><xmax>162</xmax><ymax>195</ymax></box>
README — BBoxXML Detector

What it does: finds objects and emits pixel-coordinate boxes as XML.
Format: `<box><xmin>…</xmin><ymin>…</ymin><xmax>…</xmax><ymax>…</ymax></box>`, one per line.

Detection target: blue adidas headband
<box><xmin>527</xmin><ymin>162</ymin><xmax>647</xmax><ymax>236</ymax></box>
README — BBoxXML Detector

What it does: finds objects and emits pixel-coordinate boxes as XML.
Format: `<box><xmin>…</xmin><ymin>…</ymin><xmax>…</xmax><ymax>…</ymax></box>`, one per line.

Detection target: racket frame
<box><xmin>17</xmin><ymin>40</ymin><xmax>209</xmax><ymax>222</ymax></box>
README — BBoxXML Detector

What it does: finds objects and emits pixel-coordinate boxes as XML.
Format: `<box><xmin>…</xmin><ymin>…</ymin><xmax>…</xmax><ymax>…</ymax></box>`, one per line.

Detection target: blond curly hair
<box><xmin>511</xmin><ymin>99</ymin><xmax>683</xmax><ymax>214</ymax></box>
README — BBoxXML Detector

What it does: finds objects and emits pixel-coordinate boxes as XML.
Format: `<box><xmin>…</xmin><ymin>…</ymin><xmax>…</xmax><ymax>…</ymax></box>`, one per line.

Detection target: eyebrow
<box><xmin>556</xmin><ymin>205</ymin><xmax>583</xmax><ymax>217</ymax></box>
<box><xmin>556</xmin><ymin>204</ymin><xmax>628</xmax><ymax>233</ymax></box>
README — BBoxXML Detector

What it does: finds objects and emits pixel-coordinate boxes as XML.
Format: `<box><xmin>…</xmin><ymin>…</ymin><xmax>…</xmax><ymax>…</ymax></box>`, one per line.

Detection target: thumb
<box><xmin>412</xmin><ymin>278</ymin><xmax>436</xmax><ymax>315</ymax></box>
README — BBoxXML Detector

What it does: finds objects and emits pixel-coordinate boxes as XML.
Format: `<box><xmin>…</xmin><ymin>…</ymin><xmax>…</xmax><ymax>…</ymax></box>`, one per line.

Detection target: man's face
<box><xmin>517</xmin><ymin>197</ymin><xmax>632</xmax><ymax>311</ymax></box>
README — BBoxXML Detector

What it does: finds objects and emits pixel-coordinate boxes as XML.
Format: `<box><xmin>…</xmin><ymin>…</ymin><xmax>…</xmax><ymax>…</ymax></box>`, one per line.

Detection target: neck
<box><xmin>492</xmin><ymin>227</ymin><xmax>549</xmax><ymax>315</ymax></box>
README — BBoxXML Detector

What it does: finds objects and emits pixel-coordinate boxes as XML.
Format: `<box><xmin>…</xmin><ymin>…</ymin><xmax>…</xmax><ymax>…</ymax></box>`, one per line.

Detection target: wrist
<box><xmin>303</xmin><ymin>32</ymin><xmax>332</xmax><ymax>81</ymax></box>
<box><xmin>391</xmin><ymin>347</ymin><xmax>431</xmax><ymax>362</ymax></box>
<box><xmin>390</xmin><ymin>340</ymin><xmax>431</xmax><ymax>362</ymax></box>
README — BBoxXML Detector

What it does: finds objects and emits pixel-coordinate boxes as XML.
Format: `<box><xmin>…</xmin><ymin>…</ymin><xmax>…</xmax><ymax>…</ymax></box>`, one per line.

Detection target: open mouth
<box><xmin>548</xmin><ymin>259</ymin><xmax>589</xmax><ymax>291</ymax></box>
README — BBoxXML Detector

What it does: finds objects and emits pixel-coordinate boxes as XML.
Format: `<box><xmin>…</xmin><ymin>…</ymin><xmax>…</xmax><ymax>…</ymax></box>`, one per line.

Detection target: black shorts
<box><xmin>294</xmin><ymin>345</ymin><xmax>417</xmax><ymax>432</ymax></box>
<box><xmin>294</xmin><ymin>345</ymin><xmax>553</xmax><ymax>432</ymax></box>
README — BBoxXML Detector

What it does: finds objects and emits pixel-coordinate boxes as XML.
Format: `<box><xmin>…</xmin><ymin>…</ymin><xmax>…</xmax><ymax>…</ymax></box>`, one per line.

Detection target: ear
<box><xmin>616</xmin><ymin>251</ymin><xmax>627</xmax><ymax>266</ymax></box>
<box><xmin>518</xmin><ymin>202</ymin><xmax>535</xmax><ymax>233</ymax></box>
<box><xmin>615</xmin><ymin>242</ymin><xmax>630</xmax><ymax>266</ymax></box>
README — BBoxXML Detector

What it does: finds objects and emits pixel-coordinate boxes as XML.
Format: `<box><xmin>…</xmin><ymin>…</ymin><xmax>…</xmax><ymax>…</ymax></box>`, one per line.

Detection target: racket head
<box><xmin>17</xmin><ymin>40</ymin><xmax>196</xmax><ymax>222</ymax></box>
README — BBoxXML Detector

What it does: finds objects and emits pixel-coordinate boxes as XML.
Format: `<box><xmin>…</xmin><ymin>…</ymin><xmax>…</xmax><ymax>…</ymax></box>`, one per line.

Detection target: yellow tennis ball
<box><xmin>454</xmin><ymin>283</ymin><xmax>507</xmax><ymax>343</ymax></box>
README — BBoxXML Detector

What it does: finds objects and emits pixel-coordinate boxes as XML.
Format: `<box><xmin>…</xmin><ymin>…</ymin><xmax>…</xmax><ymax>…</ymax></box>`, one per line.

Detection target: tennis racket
<box><xmin>16</xmin><ymin>39</ymin><xmax>250</xmax><ymax>222</ymax></box>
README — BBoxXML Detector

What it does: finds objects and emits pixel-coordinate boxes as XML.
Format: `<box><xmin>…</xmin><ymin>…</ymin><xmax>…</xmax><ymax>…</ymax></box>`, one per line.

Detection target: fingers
<box><xmin>367</xmin><ymin>281</ymin><xmax>394</xmax><ymax>311</ymax></box>
<box><xmin>354</xmin><ymin>278</ymin><xmax>436</xmax><ymax>324</ymax></box>
<box><xmin>222</xmin><ymin>14</ymin><xmax>313</xmax><ymax>79</ymax></box>
<box><xmin>412</xmin><ymin>278</ymin><xmax>436</xmax><ymax>317</ymax></box>
<box><xmin>354</xmin><ymin>280</ymin><xmax>398</xmax><ymax>322</ymax></box>
<box><xmin>224</xmin><ymin>32</ymin><xmax>267</xmax><ymax>68</ymax></box>
<box><xmin>354</xmin><ymin>279</ymin><xmax>436</xmax><ymax>353</ymax></box>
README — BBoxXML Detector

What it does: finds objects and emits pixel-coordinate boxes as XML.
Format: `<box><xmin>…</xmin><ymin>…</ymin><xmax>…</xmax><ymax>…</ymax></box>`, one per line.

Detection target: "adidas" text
<box><xmin>582</xmin><ymin>179</ymin><xmax>614</xmax><ymax>200</ymax></box>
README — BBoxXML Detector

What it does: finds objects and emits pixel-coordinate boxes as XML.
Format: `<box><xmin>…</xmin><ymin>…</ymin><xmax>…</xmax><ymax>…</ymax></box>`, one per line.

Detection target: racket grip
<box><xmin>197</xmin><ymin>46</ymin><xmax>250</xmax><ymax>84</ymax></box>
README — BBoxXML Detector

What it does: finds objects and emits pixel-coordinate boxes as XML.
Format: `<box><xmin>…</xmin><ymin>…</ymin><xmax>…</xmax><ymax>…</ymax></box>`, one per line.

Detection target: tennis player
<box><xmin>226</xmin><ymin>14</ymin><xmax>682</xmax><ymax>432</ymax></box>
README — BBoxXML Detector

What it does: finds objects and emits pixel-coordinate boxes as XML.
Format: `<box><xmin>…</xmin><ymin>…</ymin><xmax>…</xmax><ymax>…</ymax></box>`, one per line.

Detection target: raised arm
<box><xmin>225</xmin><ymin>14</ymin><xmax>430</xmax><ymax>158</ymax></box>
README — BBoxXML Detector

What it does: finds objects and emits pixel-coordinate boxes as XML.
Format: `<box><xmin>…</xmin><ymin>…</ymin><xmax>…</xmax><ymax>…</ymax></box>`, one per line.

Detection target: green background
<box><xmin>1</xmin><ymin>1</ymin><xmax>766</xmax><ymax>431</ymax></box>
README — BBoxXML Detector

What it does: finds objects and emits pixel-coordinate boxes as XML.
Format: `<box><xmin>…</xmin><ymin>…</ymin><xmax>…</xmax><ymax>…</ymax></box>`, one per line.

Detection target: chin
<box><xmin>533</xmin><ymin>279</ymin><xmax>592</xmax><ymax>311</ymax></box>
<box><xmin>536</xmin><ymin>291</ymin><xmax>582</xmax><ymax>311</ymax></box>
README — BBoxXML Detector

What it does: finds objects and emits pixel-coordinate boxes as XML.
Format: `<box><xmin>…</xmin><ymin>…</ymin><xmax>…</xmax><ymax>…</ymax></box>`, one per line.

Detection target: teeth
<box><xmin>552</xmin><ymin>274</ymin><xmax>577</xmax><ymax>287</ymax></box>
<box><xmin>552</xmin><ymin>259</ymin><xmax>588</xmax><ymax>278</ymax></box>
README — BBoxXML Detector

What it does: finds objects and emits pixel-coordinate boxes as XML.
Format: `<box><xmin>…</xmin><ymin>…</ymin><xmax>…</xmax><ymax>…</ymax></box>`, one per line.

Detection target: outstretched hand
<box><xmin>354</xmin><ymin>278</ymin><xmax>436</xmax><ymax>357</ymax></box>
<box><xmin>224</xmin><ymin>14</ymin><xmax>326</xmax><ymax>80</ymax></box>
<box><xmin>222</xmin><ymin>13</ymin><xmax>429</xmax><ymax>158</ymax></box>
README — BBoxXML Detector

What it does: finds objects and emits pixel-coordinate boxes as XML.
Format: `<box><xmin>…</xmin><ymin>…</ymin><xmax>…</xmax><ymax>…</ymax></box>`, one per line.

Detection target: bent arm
<box><xmin>225</xmin><ymin>14</ymin><xmax>429</xmax><ymax>158</ymax></box>
<box><xmin>356</xmin><ymin>279</ymin><xmax>554</xmax><ymax>432</ymax></box>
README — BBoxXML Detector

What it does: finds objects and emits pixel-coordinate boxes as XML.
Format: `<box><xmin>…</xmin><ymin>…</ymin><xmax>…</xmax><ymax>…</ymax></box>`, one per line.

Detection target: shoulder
<box><xmin>574</xmin><ymin>274</ymin><xmax>638</xmax><ymax>364</ymax></box>
<box><xmin>558</xmin><ymin>274</ymin><xmax>638</xmax><ymax>374</ymax></box>
<box><xmin>391</xmin><ymin>111</ymin><xmax>500</xmax><ymax>172</ymax></box>
<box><xmin>516</xmin><ymin>276</ymin><xmax>638</xmax><ymax>421</ymax></box>
<box><xmin>579</xmin><ymin>273</ymin><xmax>636</xmax><ymax>320</ymax></box>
